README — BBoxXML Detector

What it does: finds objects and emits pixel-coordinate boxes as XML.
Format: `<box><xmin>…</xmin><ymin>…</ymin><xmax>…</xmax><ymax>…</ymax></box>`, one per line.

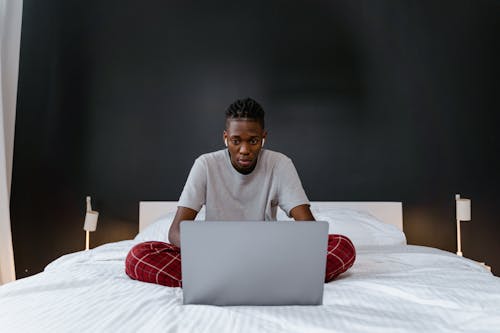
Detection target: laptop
<box><xmin>180</xmin><ymin>221</ymin><xmax>329</xmax><ymax>306</ymax></box>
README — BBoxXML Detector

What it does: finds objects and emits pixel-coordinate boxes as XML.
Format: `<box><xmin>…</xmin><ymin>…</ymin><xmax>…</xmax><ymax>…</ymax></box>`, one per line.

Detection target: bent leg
<box><xmin>125</xmin><ymin>237</ymin><xmax>355</xmax><ymax>286</ymax></box>
<box><xmin>325</xmin><ymin>234</ymin><xmax>356</xmax><ymax>282</ymax></box>
<box><xmin>125</xmin><ymin>241</ymin><xmax>182</xmax><ymax>287</ymax></box>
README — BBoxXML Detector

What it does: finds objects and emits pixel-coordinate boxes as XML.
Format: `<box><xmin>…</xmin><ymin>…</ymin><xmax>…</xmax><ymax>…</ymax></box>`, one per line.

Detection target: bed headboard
<box><xmin>139</xmin><ymin>201</ymin><xmax>403</xmax><ymax>232</ymax></box>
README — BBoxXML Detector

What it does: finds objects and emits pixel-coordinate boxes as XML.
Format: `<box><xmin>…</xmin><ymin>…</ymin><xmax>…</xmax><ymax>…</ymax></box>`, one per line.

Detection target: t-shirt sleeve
<box><xmin>177</xmin><ymin>157</ymin><xmax>207</xmax><ymax>212</ymax></box>
<box><xmin>277</xmin><ymin>157</ymin><xmax>310</xmax><ymax>216</ymax></box>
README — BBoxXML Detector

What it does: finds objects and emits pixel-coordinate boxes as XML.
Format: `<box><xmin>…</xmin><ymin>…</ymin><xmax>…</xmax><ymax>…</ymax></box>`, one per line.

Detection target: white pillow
<box><xmin>135</xmin><ymin>206</ymin><xmax>406</xmax><ymax>248</ymax></box>
<box><xmin>134</xmin><ymin>207</ymin><xmax>206</xmax><ymax>242</ymax></box>
<box><xmin>312</xmin><ymin>208</ymin><xmax>406</xmax><ymax>248</ymax></box>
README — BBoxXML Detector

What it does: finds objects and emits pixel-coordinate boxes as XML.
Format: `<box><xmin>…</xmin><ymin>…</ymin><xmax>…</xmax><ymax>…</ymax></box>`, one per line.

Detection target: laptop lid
<box><xmin>180</xmin><ymin>221</ymin><xmax>329</xmax><ymax>306</ymax></box>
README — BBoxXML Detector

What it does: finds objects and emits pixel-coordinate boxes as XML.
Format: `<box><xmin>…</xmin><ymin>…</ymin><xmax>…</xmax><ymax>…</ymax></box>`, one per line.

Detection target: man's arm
<box><xmin>168</xmin><ymin>206</ymin><xmax>198</xmax><ymax>247</ymax></box>
<box><xmin>290</xmin><ymin>204</ymin><xmax>316</xmax><ymax>221</ymax></box>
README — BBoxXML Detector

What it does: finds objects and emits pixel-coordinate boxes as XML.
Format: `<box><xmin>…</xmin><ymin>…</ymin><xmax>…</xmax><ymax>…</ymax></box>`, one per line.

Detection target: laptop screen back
<box><xmin>180</xmin><ymin>221</ymin><xmax>328</xmax><ymax>306</ymax></box>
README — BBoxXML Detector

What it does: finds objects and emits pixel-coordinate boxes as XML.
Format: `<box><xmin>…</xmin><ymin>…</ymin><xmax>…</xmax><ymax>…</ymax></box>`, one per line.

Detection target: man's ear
<box><xmin>223</xmin><ymin>131</ymin><xmax>228</xmax><ymax>147</ymax></box>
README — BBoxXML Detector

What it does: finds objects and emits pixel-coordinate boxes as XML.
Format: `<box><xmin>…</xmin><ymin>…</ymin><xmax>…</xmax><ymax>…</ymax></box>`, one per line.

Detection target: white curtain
<box><xmin>0</xmin><ymin>0</ymin><xmax>23</xmax><ymax>285</ymax></box>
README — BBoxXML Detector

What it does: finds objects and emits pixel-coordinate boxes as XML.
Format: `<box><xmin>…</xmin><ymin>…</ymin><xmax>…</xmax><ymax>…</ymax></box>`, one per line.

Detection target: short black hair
<box><xmin>225</xmin><ymin>97</ymin><xmax>265</xmax><ymax>129</ymax></box>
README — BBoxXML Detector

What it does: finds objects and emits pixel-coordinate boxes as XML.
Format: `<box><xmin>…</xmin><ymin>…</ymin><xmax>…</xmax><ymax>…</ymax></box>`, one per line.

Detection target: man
<box><xmin>126</xmin><ymin>98</ymin><xmax>355</xmax><ymax>287</ymax></box>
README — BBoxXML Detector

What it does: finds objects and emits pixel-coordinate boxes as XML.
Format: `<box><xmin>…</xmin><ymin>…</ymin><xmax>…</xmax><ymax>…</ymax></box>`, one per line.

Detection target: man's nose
<box><xmin>239</xmin><ymin>142</ymin><xmax>250</xmax><ymax>154</ymax></box>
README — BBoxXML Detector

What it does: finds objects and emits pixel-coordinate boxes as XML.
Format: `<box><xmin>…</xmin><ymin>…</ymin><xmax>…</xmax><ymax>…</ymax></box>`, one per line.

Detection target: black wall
<box><xmin>12</xmin><ymin>0</ymin><xmax>500</xmax><ymax>278</ymax></box>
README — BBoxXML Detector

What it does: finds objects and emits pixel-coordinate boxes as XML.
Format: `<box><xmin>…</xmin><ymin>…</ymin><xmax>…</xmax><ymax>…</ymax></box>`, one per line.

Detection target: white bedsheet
<box><xmin>0</xmin><ymin>240</ymin><xmax>499</xmax><ymax>333</ymax></box>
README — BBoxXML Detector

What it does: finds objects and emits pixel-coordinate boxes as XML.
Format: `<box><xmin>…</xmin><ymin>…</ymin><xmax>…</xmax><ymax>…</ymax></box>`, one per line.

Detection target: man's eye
<box><xmin>231</xmin><ymin>140</ymin><xmax>240</xmax><ymax>145</ymax></box>
<box><xmin>250</xmin><ymin>139</ymin><xmax>259</xmax><ymax>145</ymax></box>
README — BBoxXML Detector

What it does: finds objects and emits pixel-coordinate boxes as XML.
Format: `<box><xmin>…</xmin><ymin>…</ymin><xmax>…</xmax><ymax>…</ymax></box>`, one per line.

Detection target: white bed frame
<box><xmin>139</xmin><ymin>201</ymin><xmax>403</xmax><ymax>232</ymax></box>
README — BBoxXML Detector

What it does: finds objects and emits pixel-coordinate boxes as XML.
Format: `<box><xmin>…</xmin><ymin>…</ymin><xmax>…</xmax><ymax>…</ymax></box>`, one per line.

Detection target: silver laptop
<box><xmin>180</xmin><ymin>221</ymin><xmax>329</xmax><ymax>306</ymax></box>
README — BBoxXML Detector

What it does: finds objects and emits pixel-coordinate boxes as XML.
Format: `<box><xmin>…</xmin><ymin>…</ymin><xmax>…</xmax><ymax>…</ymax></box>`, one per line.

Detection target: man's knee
<box><xmin>125</xmin><ymin>241</ymin><xmax>182</xmax><ymax>287</ymax></box>
<box><xmin>325</xmin><ymin>234</ymin><xmax>356</xmax><ymax>282</ymax></box>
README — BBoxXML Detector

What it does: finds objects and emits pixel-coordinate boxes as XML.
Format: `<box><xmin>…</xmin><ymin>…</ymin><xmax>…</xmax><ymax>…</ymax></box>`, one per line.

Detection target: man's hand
<box><xmin>168</xmin><ymin>207</ymin><xmax>198</xmax><ymax>247</ymax></box>
<box><xmin>290</xmin><ymin>204</ymin><xmax>316</xmax><ymax>221</ymax></box>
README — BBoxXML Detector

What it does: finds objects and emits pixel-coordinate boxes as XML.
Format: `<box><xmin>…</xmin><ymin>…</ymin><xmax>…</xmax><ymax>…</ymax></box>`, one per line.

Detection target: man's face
<box><xmin>224</xmin><ymin>119</ymin><xmax>267</xmax><ymax>174</ymax></box>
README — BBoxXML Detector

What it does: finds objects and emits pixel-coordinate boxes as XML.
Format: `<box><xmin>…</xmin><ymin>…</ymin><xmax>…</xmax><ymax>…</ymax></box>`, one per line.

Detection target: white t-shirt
<box><xmin>178</xmin><ymin>149</ymin><xmax>310</xmax><ymax>220</ymax></box>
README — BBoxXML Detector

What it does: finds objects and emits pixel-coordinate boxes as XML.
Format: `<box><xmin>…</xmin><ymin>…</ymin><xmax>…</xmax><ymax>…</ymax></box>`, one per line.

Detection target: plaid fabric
<box><xmin>125</xmin><ymin>241</ymin><xmax>182</xmax><ymax>287</ymax></box>
<box><xmin>125</xmin><ymin>234</ymin><xmax>356</xmax><ymax>287</ymax></box>
<box><xmin>324</xmin><ymin>234</ymin><xmax>356</xmax><ymax>282</ymax></box>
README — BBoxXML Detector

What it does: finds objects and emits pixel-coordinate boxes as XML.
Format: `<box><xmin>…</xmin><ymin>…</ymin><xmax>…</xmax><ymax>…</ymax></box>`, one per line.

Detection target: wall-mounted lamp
<box><xmin>83</xmin><ymin>196</ymin><xmax>99</xmax><ymax>251</ymax></box>
<box><xmin>455</xmin><ymin>194</ymin><xmax>471</xmax><ymax>257</ymax></box>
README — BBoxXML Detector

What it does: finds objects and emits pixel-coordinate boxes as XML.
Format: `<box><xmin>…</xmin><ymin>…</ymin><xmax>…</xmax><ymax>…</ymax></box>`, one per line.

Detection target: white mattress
<box><xmin>0</xmin><ymin>240</ymin><xmax>499</xmax><ymax>332</ymax></box>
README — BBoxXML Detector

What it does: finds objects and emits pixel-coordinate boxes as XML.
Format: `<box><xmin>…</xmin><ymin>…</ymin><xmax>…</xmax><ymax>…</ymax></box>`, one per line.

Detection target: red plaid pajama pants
<box><xmin>125</xmin><ymin>234</ymin><xmax>355</xmax><ymax>287</ymax></box>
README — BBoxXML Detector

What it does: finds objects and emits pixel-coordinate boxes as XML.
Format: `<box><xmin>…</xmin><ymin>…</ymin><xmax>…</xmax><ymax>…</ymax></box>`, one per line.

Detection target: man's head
<box><xmin>224</xmin><ymin>98</ymin><xmax>267</xmax><ymax>174</ymax></box>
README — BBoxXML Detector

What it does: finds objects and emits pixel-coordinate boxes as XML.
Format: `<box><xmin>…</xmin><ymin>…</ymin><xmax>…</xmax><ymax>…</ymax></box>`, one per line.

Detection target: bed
<box><xmin>1</xmin><ymin>201</ymin><xmax>499</xmax><ymax>332</ymax></box>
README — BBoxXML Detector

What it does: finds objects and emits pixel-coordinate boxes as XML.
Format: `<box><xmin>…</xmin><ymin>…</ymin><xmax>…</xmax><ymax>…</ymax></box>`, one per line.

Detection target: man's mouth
<box><xmin>238</xmin><ymin>159</ymin><xmax>253</xmax><ymax>167</ymax></box>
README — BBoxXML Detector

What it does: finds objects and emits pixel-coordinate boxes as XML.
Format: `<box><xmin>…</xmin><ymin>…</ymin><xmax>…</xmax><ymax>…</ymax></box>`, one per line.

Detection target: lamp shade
<box><xmin>83</xmin><ymin>211</ymin><xmax>99</xmax><ymax>231</ymax></box>
<box><xmin>456</xmin><ymin>198</ymin><xmax>471</xmax><ymax>221</ymax></box>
